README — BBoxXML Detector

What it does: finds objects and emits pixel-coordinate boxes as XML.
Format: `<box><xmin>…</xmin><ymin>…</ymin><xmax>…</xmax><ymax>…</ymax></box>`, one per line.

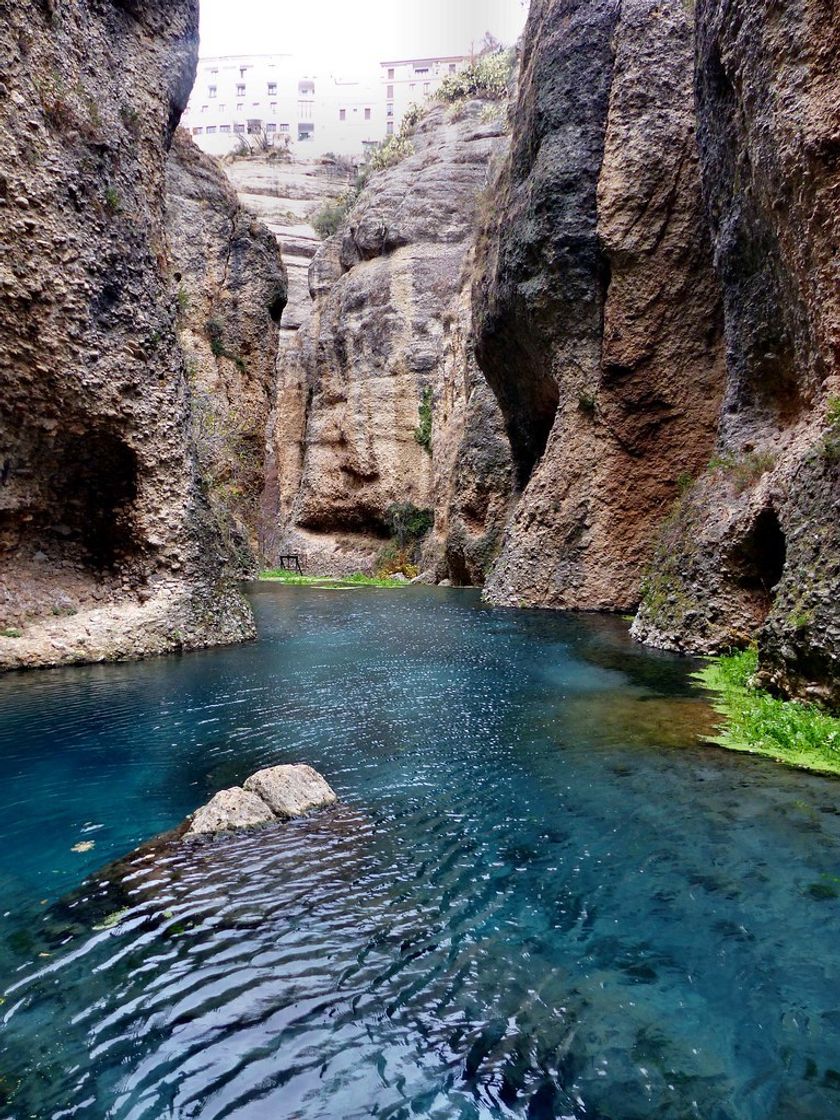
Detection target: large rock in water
<box><xmin>186</xmin><ymin>787</ymin><xmax>277</xmax><ymax>836</ymax></box>
<box><xmin>0</xmin><ymin>0</ymin><xmax>255</xmax><ymax>670</ymax></box>
<box><xmin>244</xmin><ymin>764</ymin><xmax>338</xmax><ymax>819</ymax></box>
<box><xmin>184</xmin><ymin>764</ymin><xmax>337</xmax><ymax>839</ymax></box>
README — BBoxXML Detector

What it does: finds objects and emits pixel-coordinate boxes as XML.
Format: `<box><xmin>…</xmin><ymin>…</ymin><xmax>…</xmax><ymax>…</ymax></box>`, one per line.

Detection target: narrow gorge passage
<box><xmin>1</xmin><ymin>0</ymin><xmax>839</xmax><ymax>1117</ymax></box>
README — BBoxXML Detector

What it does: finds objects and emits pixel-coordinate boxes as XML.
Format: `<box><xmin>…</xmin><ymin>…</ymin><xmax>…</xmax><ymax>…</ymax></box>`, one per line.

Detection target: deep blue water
<box><xmin>0</xmin><ymin>585</ymin><xmax>839</xmax><ymax>1119</ymax></box>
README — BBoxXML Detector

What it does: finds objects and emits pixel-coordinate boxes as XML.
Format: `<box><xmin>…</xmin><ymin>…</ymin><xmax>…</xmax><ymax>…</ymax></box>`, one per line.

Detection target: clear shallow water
<box><xmin>0</xmin><ymin>586</ymin><xmax>839</xmax><ymax>1119</ymax></box>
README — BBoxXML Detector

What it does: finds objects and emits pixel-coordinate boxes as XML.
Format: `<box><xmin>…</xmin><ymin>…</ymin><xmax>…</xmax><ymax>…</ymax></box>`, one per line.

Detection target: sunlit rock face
<box><xmin>0</xmin><ymin>0</ymin><xmax>255</xmax><ymax>671</ymax></box>
<box><xmin>165</xmin><ymin>129</ymin><xmax>287</xmax><ymax>573</ymax></box>
<box><xmin>473</xmin><ymin>0</ymin><xmax>838</xmax><ymax>704</ymax></box>
<box><xmin>264</xmin><ymin>103</ymin><xmax>513</xmax><ymax>579</ymax></box>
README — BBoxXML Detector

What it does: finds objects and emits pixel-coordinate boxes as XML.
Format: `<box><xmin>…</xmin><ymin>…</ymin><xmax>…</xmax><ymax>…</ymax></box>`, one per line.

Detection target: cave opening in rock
<box><xmin>731</xmin><ymin>507</ymin><xmax>786</xmax><ymax>596</ymax></box>
<box><xmin>51</xmin><ymin>432</ymin><xmax>140</xmax><ymax>571</ymax></box>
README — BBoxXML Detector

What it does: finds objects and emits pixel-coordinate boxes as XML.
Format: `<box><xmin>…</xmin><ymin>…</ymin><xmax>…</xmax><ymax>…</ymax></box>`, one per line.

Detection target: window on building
<box><xmin>210</xmin><ymin>67</ymin><xmax>218</xmax><ymax>75</ymax></box>
<box><xmin>364</xmin><ymin>107</ymin><xmax>371</xmax><ymax>120</ymax></box>
<box><xmin>424</xmin><ymin>82</ymin><xmax>431</xmax><ymax>95</ymax></box>
<box><xmin>386</xmin><ymin>120</ymin><xmax>394</xmax><ymax>135</ymax></box>
<box><xmin>233</xmin><ymin>122</ymin><xmax>245</xmax><ymax>133</ymax></box>
<box><xmin>247</xmin><ymin>118</ymin><xmax>262</xmax><ymax>134</ymax></box>
<box><xmin>267</xmin><ymin>82</ymin><xmax>277</xmax><ymax>95</ymax></box>
<box><xmin>192</xmin><ymin>126</ymin><xmax>203</xmax><ymax>135</ymax></box>
<box><xmin>266</xmin><ymin>122</ymin><xmax>277</xmax><ymax>132</ymax></box>
<box><xmin>298</xmin><ymin>122</ymin><xmax>315</xmax><ymax>140</ymax></box>
<box><xmin>414</xmin><ymin>66</ymin><xmax>429</xmax><ymax>75</ymax></box>
<box><xmin>208</xmin><ymin>85</ymin><xmax>217</xmax><ymax>98</ymax></box>
<box><xmin>386</xmin><ymin>103</ymin><xmax>394</xmax><ymax>118</ymax></box>
<box><xmin>239</xmin><ymin>66</ymin><xmax>248</xmax><ymax>79</ymax></box>
<box><xmin>236</xmin><ymin>83</ymin><xmax>245</xmax><ymax>96</ymax></box>
<box><xmin>387</xmin><ymin>68</ymin><xmax>395</xmax><ymax>79</ymax></box>
<box><xmin>299</xmin><ymin>101</ymin><xmax>313</xmax><ymax>119</ymax></box>
<box><xmin>449</xmin><ymin>63</ymin><xmax>457</xmax><ymax>73</ymax></box>
<box><xmin>236</xmin><ymin>102</ymin><xmax>244</xmax><ymax>111</ymax></box>
<box><xmin>270</xmin><ymin>102</ymin><xmax>277</xmax><ymax>112</ymax></box>
<box><xmin>386</xmin><ymin>84</ymin><xmax>394</xmax><ymax>98</ymax></box>
<box><xmin>220</xmin><ymin>124</ymin><xmax>231</xmax><ymax>133</ymax></box>
<box><xmin>279</xmin><ymin>122</ymin><xmax>290</xmax><ymax>131</ymax></box>
<box><xmin>200</xmin><ymin>105</ymin><xmax>208</xmax><ymax>113</ymax></box>
<box><xmin>298</xmin><ymin>80</ymin><xmax>315</xmax><ymax>96</ymax></box>
<box><xmin>339</xmin><ymin>108</ymin><xmax>346</xmax><ymax>121</ymax></box>
<box><xmin>206</xmin><ymin>125</ymin><xmax>217</xmax><ymax>134</ymax></box>
<box><xmin>410</xmin><ymin>83</ymin><xmax>416</xmax><ymax>92</ymax></box>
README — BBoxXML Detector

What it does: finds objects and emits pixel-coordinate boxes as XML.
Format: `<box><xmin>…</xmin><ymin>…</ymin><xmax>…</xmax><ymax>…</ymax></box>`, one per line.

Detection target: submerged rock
<box><xmin>184</xmin><ymin>764</ymin><xmax>337</xmax><ymax>838</ymax></box>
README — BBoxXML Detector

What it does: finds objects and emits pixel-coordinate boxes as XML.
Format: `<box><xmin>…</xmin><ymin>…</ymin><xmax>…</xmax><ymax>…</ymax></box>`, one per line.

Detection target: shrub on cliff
<box><xmin>368</xmin><ymin>133</ymin><xmax>415</xmax><ymax>173</ymax></box>
<box><xmin>435</xmin><ymin>51</ymin><xmax>515</xmax><ymax>104</ymax></box>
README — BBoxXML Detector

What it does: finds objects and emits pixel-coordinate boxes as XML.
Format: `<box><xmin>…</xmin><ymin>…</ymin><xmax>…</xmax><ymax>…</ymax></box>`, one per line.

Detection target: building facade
<box><xmin>182</xmin><ymin>53</ymin><xmax>469</xmax><ymax>158</ymax></box>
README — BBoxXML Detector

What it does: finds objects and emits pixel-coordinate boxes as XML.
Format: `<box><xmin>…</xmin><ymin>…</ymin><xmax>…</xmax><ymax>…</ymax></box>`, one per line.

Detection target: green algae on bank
<box><xmin>694</xmin><ymin>648</ymin><xmax>840</xmax><ymax>776</ymax></box>
<box><xmin>259</xmin><ymin>570</ymin><xmax>408</xmax><ymax>589</ymax></box>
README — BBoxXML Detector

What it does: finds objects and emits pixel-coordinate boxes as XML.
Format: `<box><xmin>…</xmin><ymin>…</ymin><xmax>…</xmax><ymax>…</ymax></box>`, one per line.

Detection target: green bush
<box><xmin>386</xmin><ymin>503</ymin><xmax>434</xmax><ymax>550</ymax></box>
<box><xmin>368</xmin><ymin>133</ymin><xmax>415</xmax><ymax>173</ymax></box>
<box><xmin>822</xmin><ymin>396</ymin><xmax>840</xmax><ymax>461</ymax></box>
<box><xmin>435</xmin><ymin>51</ymin><xmax>515</xmax><ymax>105</ymax></box>
<box><xmin>414</xmin><ymin>387</ymin><xmax>433</xmax><ymax>451</ymax></box>
<box><xmin>695</xmin><ymin>647</ymin><xmax>840</xmax><ymax>774</ymax></box>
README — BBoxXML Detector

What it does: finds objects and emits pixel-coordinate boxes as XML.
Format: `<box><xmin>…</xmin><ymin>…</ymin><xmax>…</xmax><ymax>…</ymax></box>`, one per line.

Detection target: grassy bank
<box><xmin>694</xmin><ymin>648</ymin><xmax>840</xmax><ymax>775</ymax></box>
<box><xmin>259</xmin><ymin>569</ymin><xmax>408</xmax><ymax>589</ymax></box>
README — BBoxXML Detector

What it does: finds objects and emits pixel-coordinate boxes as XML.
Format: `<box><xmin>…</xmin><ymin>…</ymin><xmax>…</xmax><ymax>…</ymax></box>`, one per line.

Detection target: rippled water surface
<box><xmin>1</xmin><ymin>586</ymin><xmax>839</xmax><ymax>1119</ymax></box>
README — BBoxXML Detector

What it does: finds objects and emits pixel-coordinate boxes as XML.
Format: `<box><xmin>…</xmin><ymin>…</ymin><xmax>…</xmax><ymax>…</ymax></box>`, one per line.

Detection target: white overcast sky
<box><xmin>199</xmin><ymin>0</ymin><xmax>530</xmax><ymax>70</ymax></box>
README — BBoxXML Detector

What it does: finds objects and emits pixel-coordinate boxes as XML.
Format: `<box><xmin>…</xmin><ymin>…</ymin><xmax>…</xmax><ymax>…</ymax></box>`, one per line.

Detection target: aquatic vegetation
<box><xmin>259</xmin><ymin>569</ymin><xmax>407</xmax><ymax>588</ymax></box>
<box><xmin>695</xmin><ymin>648</ymin><xmax>840</xmax><ymax>774</ymax></box>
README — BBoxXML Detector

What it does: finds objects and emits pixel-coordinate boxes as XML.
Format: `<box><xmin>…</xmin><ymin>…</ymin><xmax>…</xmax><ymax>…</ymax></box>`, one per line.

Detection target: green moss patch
<box><xmin>694</xmin><ymin>648</ymin><xmax>840</xmax><ymax>775</ymax></box>
<box><xmin>259</xmin><ymin>570</ymin><xmax>408</xmax><ymax>589</ymax></box>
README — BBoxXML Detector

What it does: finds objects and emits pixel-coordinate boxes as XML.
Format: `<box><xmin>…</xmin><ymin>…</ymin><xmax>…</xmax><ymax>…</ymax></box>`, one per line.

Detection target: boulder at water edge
<box><xmin>184</xmin><ymin>764</ymin><xmax>337</xmax><ymax>839</ymax></box>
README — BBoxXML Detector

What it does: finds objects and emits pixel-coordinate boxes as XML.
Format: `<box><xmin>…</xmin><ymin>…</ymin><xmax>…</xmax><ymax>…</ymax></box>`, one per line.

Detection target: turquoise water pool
<box><xmin>0</xmin><ymin>586</ymin><xmax>838</xmax><ymax>1118</ymax></box>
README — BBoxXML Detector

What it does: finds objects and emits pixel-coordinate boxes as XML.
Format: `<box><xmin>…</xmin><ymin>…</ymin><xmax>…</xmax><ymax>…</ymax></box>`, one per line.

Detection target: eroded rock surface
<box><xmin>243</xmin><ymin>763</ymin><xmax>338</xmax><ymax>819</ymax></box>
<box><xmin>166</xmin><ymin>130</ymin><xmax>287</xmax><ymax>570</ymax></box>
<box><xmin>265</xmin><ymin>103</ymin><xmax>513</xmax><ymax>578</ymax></box>
<box><xmin>0</xmin><ymin>0</ymin><xmax>254</xmax><ymax>670</ymax></box>
<box><xmin>185</xmin><ymin>763</ymin><xmax>338</xmax><ymax>838</ymax></box>
<box><xmin>632</xmin><ymin>0</ymin><xmax>840</xmax><ymax>704</ymax></box>
<box><xmin>474</xmin><ymin>0</ymin><xmax>724</xmax><ymax>612</ymax></box>
<box><xmin>187</xmin><ymin>787</ymin><xmax>277</xmax><ymax>836</ymax></box>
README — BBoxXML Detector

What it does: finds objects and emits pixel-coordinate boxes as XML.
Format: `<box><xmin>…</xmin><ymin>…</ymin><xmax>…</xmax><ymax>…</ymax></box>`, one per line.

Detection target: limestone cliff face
<box><xmin>474</xmin><ymin>0</ymin><xmax>725</xmax><ymax>612</ymax></box>
<box><xmin>633</xmin><ymin>0</ymin><xmax>840</xmax><ymax>706</ymax></box>
<box><xmin>266</xmin><ymin>104</ymin><xmax>513</xmax><ymax>576</ymax></box>
<box><xmin>0</xmin><ymin>0</ymin><xmax>254</xmax><ymax>670</ymax></box>
<box><xmin>473</xmin><ymin>0</ymin><xmax>838</xmax><ymax>704</ymax></box>
<box><xmin>165</xmin><ymin>130</ymin><xmax>287</xmax><ymax>572</ymax></box>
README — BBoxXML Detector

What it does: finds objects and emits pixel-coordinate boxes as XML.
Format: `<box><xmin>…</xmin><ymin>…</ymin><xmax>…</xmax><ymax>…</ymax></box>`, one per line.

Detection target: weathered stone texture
<box><xmin>633</xmin><ymin>0</ymin><xmax>840</xmax><ymax>705</ymax></box>
<box><xmin>166</xmin><ymin>130</ymin><xmax>287</xmax><ymax>571</ymax></box>
<box><xmin>265</xmin><ymin>104</ymin><xmax>513</xmax><ymax>578</ymax></box>
<box><xmin>0</xmin><ymin>0</ymin><xmax>255</xmax><ymax>669</ymax></box>
<box><xmin>475</xmin><ymin>0</ymin><xmax>725</xmax><ymax>612</ymax></box>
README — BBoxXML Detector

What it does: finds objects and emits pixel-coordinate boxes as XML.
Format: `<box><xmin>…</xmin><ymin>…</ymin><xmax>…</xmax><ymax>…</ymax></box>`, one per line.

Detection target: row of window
<box><xmin>192</xmin><ymin>122</ymin><xmax>311</xmax><ymax>137</ymax></box>
<box><xmin>207</xmin><ymin>81</ymin><xmax>315</xmax><ymax>99</ymax></box>
<box><xmin>384</xmin><ymin>62</ymin><xmax>457</xmax><ymax>79</ymax></box>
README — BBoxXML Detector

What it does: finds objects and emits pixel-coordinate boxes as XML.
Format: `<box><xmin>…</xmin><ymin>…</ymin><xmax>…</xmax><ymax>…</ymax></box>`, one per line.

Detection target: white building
<box><xmin>380</xmin><ymin>56</ymin><xmax>468</xmax><ymax>136</ymax></box>
<box><xmin>182</xmin><ymin>55</ymin><xmax>383</xmax><ymax>158</ymax></box>
<box><xmin>182</xmin><ymin>52</ymin><xmax>470</xmax><ymax>158</ymax></box>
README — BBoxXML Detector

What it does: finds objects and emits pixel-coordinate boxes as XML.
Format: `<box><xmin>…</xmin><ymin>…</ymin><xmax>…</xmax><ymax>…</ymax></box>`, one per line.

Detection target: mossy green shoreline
<box><xmin>259</xmin><ymin>570</ymin><xmax>407</xmax><ymax>589</ymax></box>
<box><xmin>694</xmin><ymin>648</ymin><xmax>840</xmax><ymax>776</ymax></box>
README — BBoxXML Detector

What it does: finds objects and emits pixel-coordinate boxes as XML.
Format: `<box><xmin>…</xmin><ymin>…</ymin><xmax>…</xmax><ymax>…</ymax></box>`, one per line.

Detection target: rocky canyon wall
<box><xmin>265</xmin><ymin>103</ymin><xmax>514</xmax><ymax>578</ymax></box>
<box><xmin>633</xmin><ymin>0</ymin><xmax>840</xmax><ymax>706</ymax></box>
<box><xmin>0</xmin><ymin>0</ymin><xmax>254</xmax><ymax>670</ymax></box>
<box><xmin>472</xmin><ymin>0</ymin><xmax>838</xmax><ymax>704</ymax></box>
<box><xmin>165</xmin><ymin>129</ymin><xmax>287</xmax><ymax>573</ymax></box>
<box><xmin>473</xmin><ymin>0</ymin><xmax>725</xmax><ymax>612</ymax></box>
